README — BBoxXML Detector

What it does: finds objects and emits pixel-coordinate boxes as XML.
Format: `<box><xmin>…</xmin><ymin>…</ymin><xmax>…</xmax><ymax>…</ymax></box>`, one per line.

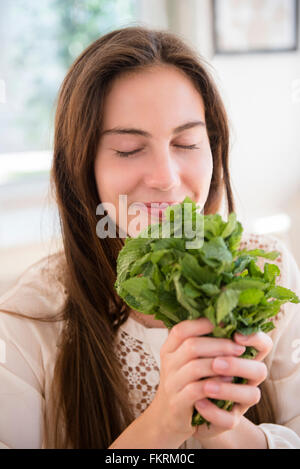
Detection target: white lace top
<box><xmin>1</xmin><ymin>232</ymin><xmax>300</xmax><ymax>449</ymax></box>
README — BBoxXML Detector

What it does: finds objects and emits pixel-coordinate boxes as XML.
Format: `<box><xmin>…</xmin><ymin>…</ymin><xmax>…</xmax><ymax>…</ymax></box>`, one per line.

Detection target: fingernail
<box><xmin>206</xmin><ymin>382</ymin><xmax>220</xmax><ymax>393</ymax></box>
<box><xmin>234</xmin><ymin>344</ymin><xmax>246</xmax><ymax>354</ymax></box>
<box><xmin>214</xmin><ymin>358</ymin><xmax>229</xmax><ymax>369</ymax></box>
<box><xmin>220</xmin><ymin>376</ymin><xmax>233</xmax><ymax>382</ymax></box>
<box><xmin>196</xmin><ymin>399</ymin><xmax>208</xmax><ymax>409</ymax></box>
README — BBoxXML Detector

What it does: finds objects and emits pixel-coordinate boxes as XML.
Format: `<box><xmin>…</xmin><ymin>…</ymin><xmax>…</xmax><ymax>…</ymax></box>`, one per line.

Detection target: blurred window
<box><xmin>0</xmin><ymin>0</ymin><xmax>136</xmax><ymax>248</ymax></box>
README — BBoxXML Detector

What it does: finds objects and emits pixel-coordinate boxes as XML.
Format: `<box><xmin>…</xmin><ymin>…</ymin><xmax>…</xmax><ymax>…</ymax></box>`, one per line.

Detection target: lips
<box><xmin>132</xmin><ymin>201</ymin><xmax>180</xmax><ymax>209</ymax></box>
<box><xmin>130</xmin><ymin>201</ymin><xmax>182</xmax><ymax>222</ymax></box>
<box><xmin>134</xmin><ymin>202</ymin><xmax>179</xmax><ymax>221</ymax></box>
<box><xmin>144</xmin><ymin>201</ymin><xmax>179</xmax><ymax>207</ymax></box>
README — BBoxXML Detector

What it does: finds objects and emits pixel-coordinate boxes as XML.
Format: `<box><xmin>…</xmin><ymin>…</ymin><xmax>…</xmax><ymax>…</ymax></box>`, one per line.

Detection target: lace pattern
<box><xmin>115</xmin><ymin>330</ymin><xmax>160</xmax><ymax>419</ymax></box>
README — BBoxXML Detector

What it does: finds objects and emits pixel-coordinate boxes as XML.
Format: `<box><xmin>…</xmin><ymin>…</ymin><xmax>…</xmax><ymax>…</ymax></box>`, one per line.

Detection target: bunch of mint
<box><xmin>114</xmin><ymin>196</ymin><xmax>299</xmax><ymax>427</ymax></box>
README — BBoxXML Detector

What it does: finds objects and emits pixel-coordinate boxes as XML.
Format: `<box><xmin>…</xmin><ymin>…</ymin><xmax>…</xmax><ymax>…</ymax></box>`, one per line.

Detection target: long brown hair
<box><xmin>1</xmin><ymin>25</ymin><xmax>275</xmax><ymax>448</ymax></box>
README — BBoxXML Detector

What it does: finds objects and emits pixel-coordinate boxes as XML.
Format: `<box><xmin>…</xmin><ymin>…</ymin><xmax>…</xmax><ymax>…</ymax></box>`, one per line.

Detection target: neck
<box><xmin>129</xmin><ymin>309</ymin><xmax>166</xmax><ymax>329</ymax></box>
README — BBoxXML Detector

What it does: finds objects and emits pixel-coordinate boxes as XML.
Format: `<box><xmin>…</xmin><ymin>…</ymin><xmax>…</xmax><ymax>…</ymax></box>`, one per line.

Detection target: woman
<box><xmin>0</xmin><ymin>26</ymin><xmax>300</xmax><ymax>449</ymax></box>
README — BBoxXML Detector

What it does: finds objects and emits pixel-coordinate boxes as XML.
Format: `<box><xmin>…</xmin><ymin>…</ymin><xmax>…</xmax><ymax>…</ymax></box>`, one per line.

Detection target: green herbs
<box><xmin>114</xmin><ymin>196</ymin><xmax>300</xmax><ymax>426</ymax></box>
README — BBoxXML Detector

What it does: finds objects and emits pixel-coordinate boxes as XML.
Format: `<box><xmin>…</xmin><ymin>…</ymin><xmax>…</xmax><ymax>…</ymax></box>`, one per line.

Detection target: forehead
<box><xmin>102</xmin><ymin>65</ymin><xmax>205</xmax><ymax>128</ymax></box>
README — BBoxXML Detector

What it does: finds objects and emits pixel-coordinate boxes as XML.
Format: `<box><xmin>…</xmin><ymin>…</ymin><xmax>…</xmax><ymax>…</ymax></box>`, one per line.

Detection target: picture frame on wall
<box><xmin>213</xmin><ymin>0</ymin><xmax>299</xmax><ymax>54</ymax></box>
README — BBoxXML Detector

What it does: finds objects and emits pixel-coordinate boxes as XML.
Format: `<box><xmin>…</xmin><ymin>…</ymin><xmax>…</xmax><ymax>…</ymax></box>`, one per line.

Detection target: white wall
<box><xmin>211</xmin><ymin>47</ymin><xmax>300</xmax><ymax>265</ymax></box>
<box><xmin>139</xmin><ymin>0</ymin><xmax>300</xmax><ymax>265</ymax></box>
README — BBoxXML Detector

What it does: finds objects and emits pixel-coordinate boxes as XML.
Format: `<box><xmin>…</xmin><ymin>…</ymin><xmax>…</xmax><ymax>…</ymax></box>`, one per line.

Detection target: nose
<box><xmin>144</xmin><ymin>150</ymin><xmax>180</xmax><ymax>192</ymax></box>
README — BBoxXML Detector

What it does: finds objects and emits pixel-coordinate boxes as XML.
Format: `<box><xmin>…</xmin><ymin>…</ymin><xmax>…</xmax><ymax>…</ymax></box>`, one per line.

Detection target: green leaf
<box><xmin>123</xmin><ymin>293</ymin><xmax>156</xmax><ymax>314</ymax></box>
<box><xmin>233</xmin><ymin>255</ymin><xmax>253</xmax><ymax>274</ymax></box>
<box><xmin>173</xmin><ymin>272</ymin><xmax>200</xmax><ymax>320</ymax></box>
<box><xmin>238</xmin><ymin>289</ymin><xmax>264</xmax><ymax>307</ymax></box>
<box><xmin>201</xmin><ymin>237</ymin><xmax>233</xmax><ymax>264</ymax></box>
<box><xmin>260</xmin><ymin>321</ymin><xmax>275</xmax><ymax>333</ymax></box>
<box><xmin>198</xmin><ymin>283</ymin><xmax>220</xmax><ymax>296</ymax></box>
<box><xmin>225</xmin><ymin>278</ymin><xmax>267</xmax><ymax>291</ymax></box>
<box><xmin>150</xmin><ymin>249</ymin><xmax>170</xmax><ymax>264</ymax></box>
<box><xmin>236</xmin><ymin>325</ymin><xmax>261</xmax><ymax>335</ymax></box>
<box><xmin>180</xmin><ymin>253</ymin><xmax>218</xmax><ymax>286</ymax></box>
<box><xmin>152</xmin><ymin>263</ymin><xmax>164</xmax><ymax>288</ymax></box>
<box><xmin>240</xmin><ymin>346</ymin><xmax>258</xmax><ymax>359</ymax></box>
<box><xmin>213</xmin><ymin>324</ymin><xmax>236</xmax><ymax>338</ymax></box>
<box><xmin>263</xmin><ymin>263</ymin><xmax>280</xmax><ymax>284</ymax></box>
<box><xmin>266</xmin><ymin>286</ymin><xmax>300</xmax><ymax>303</ymax></box>
<box><xmin>150</xmin><ymin>237</ymin><xmax>185</xmax><ymax>252</ymax></box>
<box><xmin>129</xmin><ymin>252</ymin><xmax>152</xmax><ymax>276</ymax></box>
<box><xmin>203</xmin><ymin>214</ymin><xmax>225</xmax><ymax>239</ymax></box>
<box><xmin>157</xmin><ymin>287</ymin><xmax>179</xmax><ymax>313</ymax></box>
<box><xmin>154</xmin><ymin>311</ymin><xmax>177</xmax><ymax>328</ymax></box>
<box><xmin>121</xmin><ymin>276</ymin><xmax>155</xmax><ymax>296</ymax></box>
<box><xmin>203</xmin><ymin>305</ymin><xmax>216</xmax><ymax>326</ymax></box>
<box><xmin>227</xmin><ymin>221</ymin><xmax>243</xmax><ymax>254</ymax></box>
<box><xmin>252</xmin><ymin>300</ymin><xmax>282</xmax><ymax>321</ymax></box>
<box><xmin>155</xmin><ymin>307</ymin><xmax>181</xmax><ymax>324</ymax></box>
<box><xmin>221</xmin><ymin>212</ymin><xmax>237</xmax><ymax>239</ymax></box>
<box><xmin>216</xmin><ymin>290</ymin><xmax>240</xmax><ymax>324</ymax></box>
<box><xmin>183</xmin><ymin>282</ymin><xmax>202</xmax><ymax>299</ymax></box>
<box><xmin>114</xmin><ymin>237</ymin><xmax>152</xmax><ymax>291</ymax></box>
<box><xmin>241</xmin><ymin>249</ymin><xmax>280</xmax><ymax>260</ymax></box>
<box><xmin>248</xmin><ymin>260</ymin><xmax>264</xmax><ymax>278</ymax></box>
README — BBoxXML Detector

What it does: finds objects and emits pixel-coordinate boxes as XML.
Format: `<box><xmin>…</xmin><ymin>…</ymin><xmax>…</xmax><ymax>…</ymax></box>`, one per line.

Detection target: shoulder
<box><xmin>0</xmin><ymin>250</ymin><xmax>67</xmax><ymax>319</ymax></box>
<box><xmin>0</xmin><ymin>251</ymin><xmax>68</xmax><ymax>381</ymax></box>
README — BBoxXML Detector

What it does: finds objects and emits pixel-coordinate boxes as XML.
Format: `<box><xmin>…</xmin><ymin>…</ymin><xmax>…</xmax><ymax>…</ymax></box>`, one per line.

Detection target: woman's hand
<box><xmin>192</xmin><ymin>329</ymin><xmax>273</xmax><ymax>444</ymax></box>
<box><xmin>148</xmin><ymin>317</ymin><xmax>248</xmax><ymax>446</ymax></box>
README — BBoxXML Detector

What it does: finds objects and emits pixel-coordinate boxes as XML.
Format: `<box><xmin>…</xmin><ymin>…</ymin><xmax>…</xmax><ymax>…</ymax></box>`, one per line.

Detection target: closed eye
<box><xmin>115</xmin><ymin>148</ymin><xmax>142</xmax><ymax>158</ymax></box>
<box><xmin>115</xmin><ymin>144</ymin><xmax>200</xmax><ymax>158</ymax></box>
<box><xmin>174</xmin><ymin>144</ymin><xmax>199</xmax><ymax>150</ymax></box>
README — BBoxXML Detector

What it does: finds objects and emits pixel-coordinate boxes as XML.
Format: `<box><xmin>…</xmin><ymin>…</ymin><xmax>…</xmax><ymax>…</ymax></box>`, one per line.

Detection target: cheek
<box><xmin>94</xmin><ymin>155</ymin><xmax>138</xmax><ymax>202</ymax></box>
<box><xmin>183</xmin><ymin>148</ymin><xmax>213</xmax><ymax>208</ymax></box>
<box><xmin>185</xmin><ymin>150</ymin><xmax>213</xmax><ymax>186</ymax></box>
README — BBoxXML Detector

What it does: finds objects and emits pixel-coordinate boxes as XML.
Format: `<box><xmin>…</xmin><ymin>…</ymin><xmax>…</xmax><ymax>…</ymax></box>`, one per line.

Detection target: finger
<box><xmin>170</xmin><ymin>357</ymin><xmax>236</xmax><ymax>393</ymax></box>
<box><xmin>232</xmin><ymin>398</ymin><xmax>260</xmax><ymax>417</ymax></box>
<box><xmin>171</xmin><ymin>336</ymin><xmax>246</xmax><ymax>370</ymax></box>
<box><xmin>162</xmin><ymin>318</ymin><xmax>214</xmax><ymax>354</ymax></box>
<box><xmin>175</xmin><ymin>378</ymin><xmax>208</xmax><ymax>417</ymax></box>
<box><xmin>203</xmin><ymin>380</ymin><xmax>261</xmax><ymax>407</ymax></box>
<box><xmin>169</xmin><ymin>359</ymin><xmax>214</xmax><ymax>394</ymax></box>
<box><xmin>194</xmin><ymin>398</ymin><xmax>238</xmax><ymax>430</ymax></box>
<box><xmin>176</xmin><ymin>375</ymin><xmax>234</xmax><ymax>414</ymax></box>
<box><xmin>233</xmin><ymin>331</ymin><xmax>273</xmax><ymax>362</ymax></box>
<box><xmin>212</xmin><ymin>356</ymin><xmax>268</xmax><ymax>386</ymax></box>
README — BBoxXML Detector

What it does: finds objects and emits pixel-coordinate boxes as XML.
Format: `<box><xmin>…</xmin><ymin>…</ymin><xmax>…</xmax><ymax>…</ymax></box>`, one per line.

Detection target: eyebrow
<box><xmin>100</xmin><ymin>120</ymin><xmax>206</xmax><ymax>138</ymax></box>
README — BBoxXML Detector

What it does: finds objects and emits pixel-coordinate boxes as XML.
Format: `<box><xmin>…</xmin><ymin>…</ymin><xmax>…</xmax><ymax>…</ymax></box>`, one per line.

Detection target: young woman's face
<box><xmin>94</xmin><ymin>65</ymin><xmax>213</xmax><ymax>238</ymax></box>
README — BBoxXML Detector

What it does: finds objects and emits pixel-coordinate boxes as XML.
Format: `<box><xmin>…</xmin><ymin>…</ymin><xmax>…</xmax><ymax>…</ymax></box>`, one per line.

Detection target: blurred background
<box><xmin>0</xmin><ymin>0</ymin><xmax>299</xmax><ymax>295</ymax></box>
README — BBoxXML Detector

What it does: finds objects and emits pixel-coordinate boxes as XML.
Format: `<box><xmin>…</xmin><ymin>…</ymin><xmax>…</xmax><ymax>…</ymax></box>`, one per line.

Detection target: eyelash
<box><xmin>115</xmin><ymin>144</ymin><xmax>199</xmax><ymax>158</ymax></box>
